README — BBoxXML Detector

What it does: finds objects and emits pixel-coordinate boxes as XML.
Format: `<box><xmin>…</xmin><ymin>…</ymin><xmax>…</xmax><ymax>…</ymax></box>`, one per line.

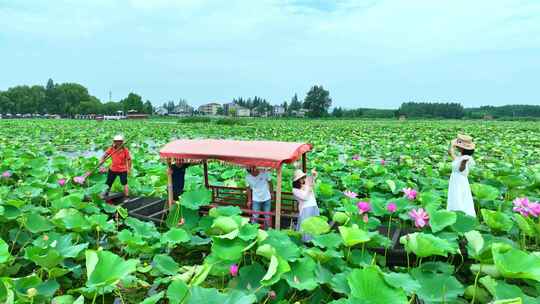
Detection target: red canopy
<box><xmin>159</xmin><ymin>139</ymin><xmax>312</xmax><ymax>168</ymax></box>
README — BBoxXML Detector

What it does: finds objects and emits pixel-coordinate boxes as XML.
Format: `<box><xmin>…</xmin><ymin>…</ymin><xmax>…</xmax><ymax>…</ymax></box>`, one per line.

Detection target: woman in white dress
<box><xmin>292</xmin><ymin>169</ymin><xmax>319</xmax><ymax>242</ymax></box>
<box><xmin>447</xmin><ymin>134</ymin><xmax>476</xmax><ymax>217</ymax></box>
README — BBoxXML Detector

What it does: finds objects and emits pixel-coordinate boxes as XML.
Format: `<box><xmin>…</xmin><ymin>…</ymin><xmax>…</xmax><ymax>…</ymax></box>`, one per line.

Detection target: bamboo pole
<box><xmin>167</xmin><ymin>159</ymin><xmax>173</xmax><ymax>208</ymax></box>
<box><xmin>275</xmin><ymin>165</ymin><xmax>282</xmax><ymax>230</ymax></box>
<box><xmin>302</xmin><ymin>153</ymin><xmax>307</xmax><ymax>173</ymax></box>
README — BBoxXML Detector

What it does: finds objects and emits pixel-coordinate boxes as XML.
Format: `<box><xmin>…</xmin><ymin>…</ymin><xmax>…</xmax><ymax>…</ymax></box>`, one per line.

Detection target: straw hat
<box><xmin>113</xmin><ymin>135</ymin><xmax>124</xmax><ymax>141</ymax></box>
<box><xmin>293</xmin><ymin>169</ymin><xmax>307</xmax><ymax>182</ymax></box>
<box><xmin>453</xmin><ymin>134</ymin><xmax>475</xmax><ymax>150</ymax></box>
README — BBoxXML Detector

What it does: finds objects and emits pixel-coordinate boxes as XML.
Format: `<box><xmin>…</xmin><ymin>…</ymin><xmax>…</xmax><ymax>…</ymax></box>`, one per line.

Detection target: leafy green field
<box><xmin>1</xmin><ymin>118</ymin><xmax>540</xmax><ymax>303</ymax></box>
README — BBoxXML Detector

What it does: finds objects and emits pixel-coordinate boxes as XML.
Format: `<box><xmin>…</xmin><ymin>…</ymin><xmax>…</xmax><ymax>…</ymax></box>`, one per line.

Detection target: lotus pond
<box><xmin>0</xmin><ymin>118</ymin><xmax>540</xmax><ymax>304</ymax></box>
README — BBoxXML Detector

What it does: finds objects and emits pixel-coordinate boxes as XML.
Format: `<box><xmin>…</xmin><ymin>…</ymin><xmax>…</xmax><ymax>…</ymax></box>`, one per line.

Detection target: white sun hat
<box><xmin>293</xmin><ymin>169</ymin><xmax>307</xmax><ymax>182</ymax></box>
<box><xmin>113</xmin><ymin>135</ymin><xmax>124</xmax><ymax>141</ymax></box>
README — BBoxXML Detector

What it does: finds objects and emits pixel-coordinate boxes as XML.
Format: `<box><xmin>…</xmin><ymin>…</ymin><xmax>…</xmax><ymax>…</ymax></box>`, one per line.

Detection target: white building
<box><xmin>273</xmin><ymin>105</ymin><xmax>286</xmax><ymax>116</ymax></box>
<box><xmin>236</xmin><ymin>106</ymin><xmax>251</xmax><ymax>117</ymax></box>
<box><xmin>224</xmin><ymin>103</ymin><xmax>250</xmax><ymax>117</ymax></box>
<box><xmin>155</xmin><ymin>107</ymin><xmax>168</xmax><ymax>115</ymax></box>
<box><xmin>292</xmin><ymin>108</ymin><xmax>309</xmax><ymax>117</ymax></box>
<box><xmin>198</xmin><ymin>103</ymin><xmax>221</xmax><ymax>115</ymax></box>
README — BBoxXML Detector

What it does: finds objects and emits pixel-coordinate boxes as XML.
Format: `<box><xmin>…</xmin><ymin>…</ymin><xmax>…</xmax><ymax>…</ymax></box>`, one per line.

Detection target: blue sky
<box><xmin>1</xmin><ymin>0</ymin><xmax>539</xmax><ymax>109</ymax></box>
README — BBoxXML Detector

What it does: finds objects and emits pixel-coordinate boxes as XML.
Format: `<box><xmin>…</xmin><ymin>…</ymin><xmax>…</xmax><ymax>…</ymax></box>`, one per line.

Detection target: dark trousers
<box><xmin>106</xmin><ymin>170</ymin><xmax>128</xmax><ymax>188</ymax></box>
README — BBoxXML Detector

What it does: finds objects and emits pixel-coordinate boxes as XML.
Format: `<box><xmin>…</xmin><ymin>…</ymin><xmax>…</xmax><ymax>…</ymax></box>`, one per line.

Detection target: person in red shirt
<box><xmin>99</xmin><ymin>135</ymin><xmax>132</xmax><ymax>199</ymax></box>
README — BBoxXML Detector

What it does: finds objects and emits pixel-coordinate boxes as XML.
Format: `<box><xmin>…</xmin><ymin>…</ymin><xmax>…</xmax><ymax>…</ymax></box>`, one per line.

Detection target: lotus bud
<box><xmin>230</xmin><ymin>264</ymin><xmax>239</xmax><ymax>277</ymax></box>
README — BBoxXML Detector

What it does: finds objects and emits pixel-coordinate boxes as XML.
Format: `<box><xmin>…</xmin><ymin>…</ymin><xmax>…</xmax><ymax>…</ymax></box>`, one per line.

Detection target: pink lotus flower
<box><xmin>343</xmin><ymin>190</ymin><xmax>358</xmax><ymax>199</ymax></box>
<box><xmin>268</xmin><ymin>290</ymin><xmax>276</xmax><ymax>299</ymax></box>
<box><xmin>403</xmin><ymin>188</ymin><xmax>418</xmax><ymax>200</ymax></box>
<box><xmin>58</xmin><ymin>179</ymin><xmax>66</xmax><ymax>186</ymax></box>
<box><xmin>513</xmin><ymin>197</ymin><xmax>540</xmax><ymax>218</ymax></box>
<box><xmin>380</xmin><ymin>159</ymin><xmax>386</xmax><ymax>165</ymax></box>
<box><xmin>99</xmin><ymin>167</ymin><xmax>107</xmax><ymax>174</ymax></box>
<box><xmin>387</xmin><ymin>202</ymin><xmax>397</xmax><ymax>213</ymax></box>
<box><xmin>352</xmin><ymin>155</ymin><xmax>360</xmax><ymax>161</ymax></box>
<box><xmin>230</xmin><ymin>264</ymin><xmax>239</xmax><ymax>277</ymax></box>
<box><xmin>1</xmin><ymin>171</ymin><xmax>12</xmax><ymax>178</ymax></box>
<box><xmin>409</xmin><ymin>208</ymin><xmax>429</xmax><ymax>228</ymax></box>
<box><xmin>357</xmin><ymin>201</ymin><xmax>371</xmax><ymax>214</ymax></box>
<box><xmin>73</xmin><ymin>176</ymin><xmax>86</xmax><ymax>185</ymax></box>
<box><xmin>530</xmin><ymin>203</ymin><xmax>540</xmax><ymax>218</ymax></box>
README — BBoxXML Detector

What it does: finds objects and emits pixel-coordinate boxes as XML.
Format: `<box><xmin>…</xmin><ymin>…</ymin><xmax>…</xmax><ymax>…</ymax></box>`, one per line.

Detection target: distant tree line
<box><xmin>0</xmin><ymin>79</ymin><xmax>153</xmax><ymax>116</ymax></box>
<box><xmin>232</xmin><ymin>96</ymin><xmax>273</xmax><ymax>115</ymax></box>
<box><xmin>397</xmin><ymin>102</ymin><xmax>465</xmax><ymax>119</ymax></box>
<box><xmin>465</xmin><ymin>105</ymin><xmax>540</xmax><ymax>119</ymax></box>
<box><xmin>2</xmin><ymin>79</ymin><xmax>539</xmax><ymax>119</ymax></box>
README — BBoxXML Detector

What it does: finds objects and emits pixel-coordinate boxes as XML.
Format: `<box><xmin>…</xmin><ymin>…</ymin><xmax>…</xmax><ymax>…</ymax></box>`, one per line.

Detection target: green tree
<box><xmin>216</xmin><ymin>106</ymin><xmax>224</xmax><ymax>115</ymax></box>
<box><xmin>288</xmin><ymin>94</ymin><xmax>302</xmax><ymax>114</ymax></box>
<box><xmin>303</xmin><ymin>85</ymin><xmax>332</xmax><ymax>117</ymax></box>
<box><xmin>55</xmin><ymin>83</ymin><xmax>92</xmax><ymax>116</ymax></box>
<box><xmin>120</xmin><ymin>93</ymin><xmax>144</xmax><ymax>113</ymax></box>
<box><xmin>143</xmin><ymin>100</ymin><xmax>153</xmax><ymax>114</ymax></box>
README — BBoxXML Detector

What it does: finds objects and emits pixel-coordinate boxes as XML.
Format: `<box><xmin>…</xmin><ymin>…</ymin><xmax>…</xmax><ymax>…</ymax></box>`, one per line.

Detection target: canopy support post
<box><xmin>167</xmin><ymin>159</ymin><xmax>173</xmax><ymax>208</ymax></box>
<box><xmin>275</xmin><ymin>165</ymin><xmax>282</xmax><ymax>230</ymax></box>
<box><xmin>302</xmin><ymin>153</ymin><xmax>307</xmax><ymax>172</ymax></box>
<box><xmin>203</xmin><ymin>160</ymin><xmax>209</xmax><ymax>188</ymax></box>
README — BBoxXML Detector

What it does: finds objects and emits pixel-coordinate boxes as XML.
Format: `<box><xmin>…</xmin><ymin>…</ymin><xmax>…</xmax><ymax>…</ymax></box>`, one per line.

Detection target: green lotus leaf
<box><xmin>186</xmin><ymin>287</ymin><xmax>256</xmax><ymax>304</ymax></box>
<box><xmin>492</xmin><ymin>243</ymin><xmax>540</xmax><ymax>281</ymax></box>
<box><xmin>211</xmin><ymin>237</ymin><xmax>248</xmax><ymax>261</ymax></box>
<box><xmin>513</xmin><ymin>214</ymin><xmax>535</xmax><ymax>237</ymax></box>
<box><xmin>0</xmin><ymin>238</ymin><xmax>10</xmax><ymax>264</ymax></box>
<box><xmin>332</xmin><ymin>211</ymin><xmax>350</xmax><ymax>225</ymax></box>
<box><xmin>317</xmin><ymin>183</ymin><xmax>334</xmax><ymax>197</ymax></box>
<box><xmin>208</xmin><ymin>206</ymin><xmax>242</xmax><ymax>217</ymax></box>
<box><xmin>51</xmin><ymin>295</ymin><xmax>85</xmax><ymax>304</ymax></box>
<box><xmin>347</xmin><ymin>266</ymin><xmax>408</xmax><ymax>304</ymax></box>
<box><xmin>481</xmin><ymin>209</ymin><xmax>513</xmax><ymax>233</ymax></box>
<box><xmin>212</xmin><ymin>216</ymin><xmax>239</xmax><ymax>234</ymax></box>
<box><xmin>400</xmin><ymin>232</ymin><xmax>459</xmax><ymax>257</ymax></box>
<box><xmin>141</xmin><ymin>291</ymin><xmax>165</xmax><ymax>304</ymax></box>
<box><xmin>125</xmin><ymin>217</ymin><xmax>160</xmax><ymax>239</ymax></box>
<box><xmin>163</xmin><ymin>227</ymin><xmax>191</xmax><ymax>245</ymax></box>
<box><xmin>464</xmin><ymin>230</ymin><xmax>485</xmax><ymax>259</ymax></box>
<box><xmin>479</xmin><ymin>275</ymin><xmax>536</xmax><ymax>303</ymax></box>
<box><xmin>181</xmin><ymin>188</ymin><xmax>212</xmax><ymax>210</ymax></box>
<box><xmin>259</xmin><ymin>254</ymin><xmax>291</xmax><ymax>286</ymax></box>
<box><xmin>451</xmin><ymin>212</ymin><xmax>480</xmax><ymax>234</ymax></box>
<box><xmin>429</xmin><ymin>210</ymin><xmax>457</xmax><ymax>233</ymax></box>
<box><xmin>260</xmin><ymin>230</ymin><xmax>300</xmax><ymax>261</ymax></box>
<box><xmin>24</xmin><ymin>246</ymin><xmax>63</xmax><ymax>269</ymax></box>
<box><xmin>312</xmin><ymin>233</ymin><xmax>343</xmax><ymax>249</ymax></box>
<box><xmin>167</xmin><ymin>279</ymin><xmax>189</xmax><ymax>304</ymax></box>
<box><xmin>330</xmin><ymin>271</ymin><xmax>351</xmax><ymax>294</ymax></box>
<box><xmin>153</xmin><ymin>254</ymin><xmax>180</xmax><ymax>276</ymax></box>
<box><xmin>499</xmin><ymin>175</ymin><xmax>527</xmax><ymax>188</ymax></box>
<box><xmin>283</xmin><ymin>256</ymin><xmax>318</xmax><ymax>291</ymax></box>
<box><xmin>300</xmin><ymin>216</ymin><xmax>330</xmax><ymax>235</ymax></box>
<box><xmin>471</xmin><ymin>183</ymin><xmax>500</xmax><ymax>201</ymax></box>
<box><xmin>411</xmin><ymin>266</ymin><xmax>464</xmax><ymax>302</ymax></box>
<box><xmin>85</xmin><ymin>250</ymin><xmax>139</xmax><ymax>291</ymax></box>
<box><xmin>382</xmin><ymin>272</ymin><xmax>421</xmax><ymax>295</ymax></box>
<box><xmin>339</xmin><ymin>225</ymin><xmax>372</xmax><ymax>247</ymax></box>
<box><xmin>24</xmin><ymin>213</ymin><xmax>54</xmax><ymax>233</ymax></box>
<box><xmin>52</xmin><ymin>208</ymin><xmax>91</xmax><ymax>232</ymax></box>
<box><xmin>237</xmin><ymin>223</ymin><xmax>258</xmax><ymax>241</ymax></box>
<box><xmin>235</xmin><ymin>263</ymin><xmax>268</xmax><ymax>299</ymax></box>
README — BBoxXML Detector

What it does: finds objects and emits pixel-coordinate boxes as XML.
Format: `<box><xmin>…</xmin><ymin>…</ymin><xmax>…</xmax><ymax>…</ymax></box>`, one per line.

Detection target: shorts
<box><xmin>106</xmin><ymin>170</ymin><xmax>128</xmax><ymax>187</ymax></box>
